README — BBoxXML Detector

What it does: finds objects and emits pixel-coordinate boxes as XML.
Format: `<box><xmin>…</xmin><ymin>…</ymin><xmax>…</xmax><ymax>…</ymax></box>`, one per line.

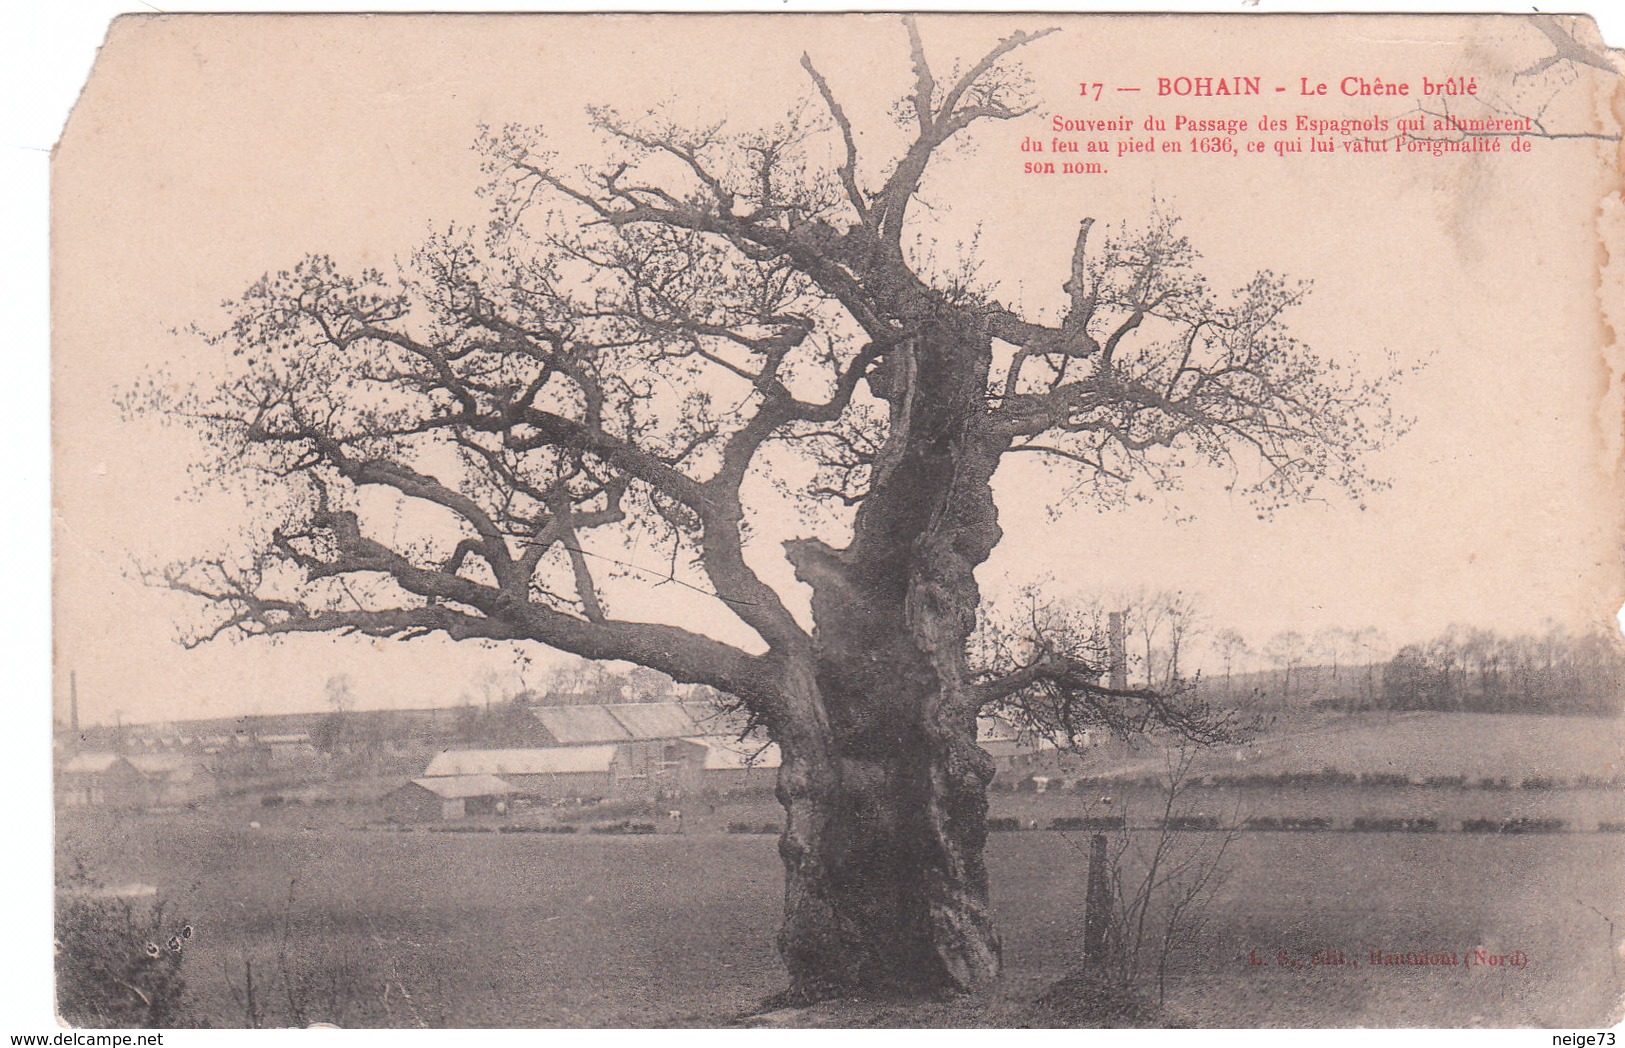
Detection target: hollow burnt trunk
<box><xmin>774</xmin><ymin>717</ymin><xmax>999</xmax><ymax>1000</ymax></box>
<box><xmin>772</xmin><ymin>307</ymin><xmax>1010</xmax><ymax>1000</ymax></box>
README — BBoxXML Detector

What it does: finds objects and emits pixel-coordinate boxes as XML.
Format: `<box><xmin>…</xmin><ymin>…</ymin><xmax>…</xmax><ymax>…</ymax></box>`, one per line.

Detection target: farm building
<box><xmin>612</xmin><ymin>738</ymin><xmax>708</xmax><ymax>798</ymax></box>
<box><xmin>976</xmin><ymin>715</ymin><xmax>1073</xmax><ymax>778</ymax></box>
<box><xmin>382</xmin><ymin>775</ymin><xmax>515</xmax><ymax>822</ymax></box>
<box><xmin>692</xmin><ymin>739</ymin><xmax>781</xmax><ymax>794</ymax></box>
<box><xmin>58</xmin><ymin>753</ymin><xmax>148</xmax><ymax>808</ymax></box>
<box><xmin>260</xmin><ymin>733</ymin><xmax>318</xmax><ymax>759</ymax></box>
<box><xmin>426</xmin><ymin>746</ymin><xmax>616</xmax><ymax>799</ymax></box>
<box><xmin>531</xmin><ymin>704</ymin><xmax>635</xmax><ymax>745</ymax></box>
<box><xmin>528</xmin><ymin>701</ymin><xmax>759</xmax><ymax>745</ymax></box>
<box><xmin>453</xmin><ymin>703</ymin><xmax>1056</xmax><ymax>792</ymax></box>
<box><xmin>126</xmin><ymin>754</ymin><xmax>217</xmax><ymax>806</ymax></box>
<box><xmin>424</xmin><ymin>739</ymin><xmax>709</xmax><ymax>800</ymax></box>
<box><xmin>58</xmin><ymin>752</ymin><xmax>216</xmax><ymax>808</ymax></box>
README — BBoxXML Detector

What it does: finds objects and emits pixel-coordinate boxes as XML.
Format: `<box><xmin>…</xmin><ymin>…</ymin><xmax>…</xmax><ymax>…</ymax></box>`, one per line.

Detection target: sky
<box><xmin>40</xmin><ymin>11</ymin><xmax>1625</xmax><ymax>732</ymax></box>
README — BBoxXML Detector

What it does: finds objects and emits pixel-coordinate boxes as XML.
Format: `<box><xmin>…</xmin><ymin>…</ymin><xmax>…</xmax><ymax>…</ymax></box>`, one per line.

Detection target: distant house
<box><xmin>381</xmin><ymin>775</ymin><xmax>515</xmax><ymax>822</ymax></box>
<box><xmin>126</xmin><ymin>754</ymin><xmax>217</xmax><ymax>807</ymax></box>
<box><xmin>259</xmin><ymin>733</ymin><xmax>319</xmax><ymax>763</ymax></box>
<box><xmin>58</xmin><ymin>752</ymin><xmax>215</xmax><ymax>809</ymax></box>
<box><xmin>977</xmin><ymin>715</ymin><xmax>1072</xmax><ymax>778</ymax></box>
<box><xmin>58</xmin><ymin>753</ymin><xmax>147</xmax><ymax>808</ymax></box>
<box><xmin>424</xmin><ymin>740</ymin><xmax>708</xmax><ymax>800</ymax></box>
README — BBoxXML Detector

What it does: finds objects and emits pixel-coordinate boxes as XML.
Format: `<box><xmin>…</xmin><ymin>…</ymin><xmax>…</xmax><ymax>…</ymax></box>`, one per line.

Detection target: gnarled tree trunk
<box><xmin>773</xmin><ymin>309</ymin><xmax>1010</xmax><ymax>1000</ymax></box>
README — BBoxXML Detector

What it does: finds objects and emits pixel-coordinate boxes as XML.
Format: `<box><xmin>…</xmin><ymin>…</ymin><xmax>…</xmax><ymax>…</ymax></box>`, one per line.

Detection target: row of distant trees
<box><xmin>1100</xmin><ymin>589</ymin><xmax>1390</xmax><ymax>698</ymax></box>
<box><xmin>1063</xmin><ymin>590</ymin><xmax>1623</xmax><ymax>717</ymax></box>
<box><xmin>1380</xmin><ymin>626</ymin><xmax>1625</xmax><ymax>715</ymax></box>
<box><xmin>301</xmin><ymin>598</ymin><xmax>1624</xmax><ymax>753</ymax></box>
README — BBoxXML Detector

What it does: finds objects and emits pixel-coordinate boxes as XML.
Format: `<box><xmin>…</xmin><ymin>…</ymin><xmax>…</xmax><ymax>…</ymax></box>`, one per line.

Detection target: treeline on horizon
<box><xmin>1064</xmin><ymin>589</ymin><xmax>1624</xmax><ymax>718</ymax></box>
<box><xmin>1377</xmin><ymin>625</ymin><xmax>1624</xmax><ymax>716</ymax></box>
<box><xmin>1201</xmin><ymin>624</ymin><xmax>1625</xmax><ymax>717</ymax></box>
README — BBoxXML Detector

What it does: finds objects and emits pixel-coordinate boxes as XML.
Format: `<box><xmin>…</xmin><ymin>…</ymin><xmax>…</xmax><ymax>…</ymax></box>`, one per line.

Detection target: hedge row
<box><xmin>992</xmin><ymin>770</ymin><xmax>1624</xmax><ymax>793</ymax></box>
<box><xmin>1244</xmin><ymin>816</ymin><xmax>1331</xmax><ymax>831</ymax></box>
<box><xmin>590</xmin><ymin>820</ymin><xmax>658</xmax><ymax>835</ymax></box>
<box><xmin>984</xmin><ymin>816</ymin><xmax>1588</xmax><ymax>833</ymax></box>
<box><xmin>1350</xmin><ymin>817</ymin><xmax>1438</xmax><ymax>832</ymax></box>
<box><xmin>1050</xmin><ymin>816</ymin><xmax>1127</xmax><ymax>831</ymax></box>
<box><xmin>1460</xmin><ymin>817</ymin><xmax>1568</xmax><ymax>834</ymax></box>
<box><xmin>1159</xmin><ymin>815</ymin><xmax>1221</xmax><ymax>831</ymax></box>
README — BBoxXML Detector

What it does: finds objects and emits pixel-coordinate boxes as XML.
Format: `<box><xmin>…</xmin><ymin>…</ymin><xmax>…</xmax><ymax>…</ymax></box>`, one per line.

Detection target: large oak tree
<box><xmin>142</xmin><ymin>20</ymin><xmax>1394</xmax><ymax>1000</ymax></box>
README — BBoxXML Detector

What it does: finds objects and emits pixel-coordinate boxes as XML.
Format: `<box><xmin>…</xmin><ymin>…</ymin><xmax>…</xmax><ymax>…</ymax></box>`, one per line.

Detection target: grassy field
<box><xmin>988</xmin><ymin>783</ymin><xmax>1625</xmax><ymax>832</ymax></box>
<box><xmin>58</xmin><ymin>805</ymin><xmax>1625</xmax><ymax>1028</ymax></box>
<box><xmin>1083</xmin><ymin>712</ymin><xmax>1625</xmax><ymax>784</ymax></box>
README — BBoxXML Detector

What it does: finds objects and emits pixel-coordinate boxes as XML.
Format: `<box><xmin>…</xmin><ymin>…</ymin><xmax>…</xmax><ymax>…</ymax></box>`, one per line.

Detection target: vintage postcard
<box><xmin>49</xmin><ymin>11</ymin><xmax>1624</xmax><ymax>1031</ymax></box>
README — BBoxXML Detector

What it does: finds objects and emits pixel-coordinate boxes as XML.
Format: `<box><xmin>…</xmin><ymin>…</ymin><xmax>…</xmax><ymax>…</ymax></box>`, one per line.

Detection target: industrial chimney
<box><xmin>1107</xmin><ymin>612</ymin><xmax>1127</xmax><ymax>690</ymax></box>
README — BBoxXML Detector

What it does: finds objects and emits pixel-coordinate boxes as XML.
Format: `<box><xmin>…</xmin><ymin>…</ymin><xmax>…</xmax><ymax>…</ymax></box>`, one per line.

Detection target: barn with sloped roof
<box><xmin>58</xmin><ymin>753</ymin><xmax>148</xmax><ymax>808</ymax></box>
<box><xmin>382</xmin><ymin>774</ymin><xmax>516</xmax><ymax>821</ymax></box>
<box><xmin>423</xmin><ymin>738</ymin><xmax>707</xmax><ymax>801</ymax></box>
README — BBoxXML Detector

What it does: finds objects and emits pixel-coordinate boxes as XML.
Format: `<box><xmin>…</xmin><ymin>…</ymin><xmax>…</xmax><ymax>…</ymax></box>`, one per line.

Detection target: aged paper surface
<box><xmin>49</xmin><ymin>12</ymin><xmax>1624</xmax><ymax>1031</ymax></box>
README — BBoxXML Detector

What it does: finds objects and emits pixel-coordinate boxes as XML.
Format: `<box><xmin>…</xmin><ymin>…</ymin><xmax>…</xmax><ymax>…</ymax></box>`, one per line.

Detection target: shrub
<box><xmin>554</xmin><ymin>798</ymin><xmax>659</xmax><ymax>824</ymax></box>
<box><xmin>1050</xmin><ymin>816</ymin><xmax>1126</xmax><ymax>831</ymax></box>
<box><xmin>1158</xmin><ymin>815</ymin><xmax>1220</xmax><ymax>831</ymax></box>
<box><xmin>56</xmin><ymin>864</ymin><xmax>190</xmax><ymax>1028</ymax></box>
<box><xmin>1244</xmin><ymin>816</ymin><xmax>1329</xmax><ymax>831</ymax></box>
<box><xmin>1351</xmin><ymin>817</ymin><xmax>1436</xmax><ymax>832</ymax></box>
<box><xmin>1102</xmin><ymin>743</ymin><xmax>1240</xmax><ymax>1009</ymax></box>
<box><xmin>589</xmin><ymin>819</ymin><xmax>659</xmax><ymax>835</ymax></box>
<box><xmin>1362</xmin><ymin>772</ymin><xmax>1411</xmax><ymax>788</ymax></box>
<box><xmin>1461</xmin><ymin>817</ymin><xmax>1567</xmax><ymax>834</ymax></box>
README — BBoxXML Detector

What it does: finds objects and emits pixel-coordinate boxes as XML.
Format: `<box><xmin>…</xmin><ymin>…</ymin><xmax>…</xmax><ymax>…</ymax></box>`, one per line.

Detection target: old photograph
<box><xmin>49</xmin><ymin>11</ymin><xmax>1625</xmax><ymax>1029</ymax></box>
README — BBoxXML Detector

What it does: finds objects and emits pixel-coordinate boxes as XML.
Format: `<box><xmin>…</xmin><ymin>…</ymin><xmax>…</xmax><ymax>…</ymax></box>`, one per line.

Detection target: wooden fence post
<box><xmin>1084</xmin><ymin>832</ymin><xmax>1110</xmax><ymax>964</ymax></box>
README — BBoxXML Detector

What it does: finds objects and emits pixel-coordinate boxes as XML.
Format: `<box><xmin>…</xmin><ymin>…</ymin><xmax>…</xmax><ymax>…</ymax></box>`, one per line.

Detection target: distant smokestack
<box><xmin>70</xmin><ymin>670</ymin><xmax>80</xmax><ymax>736</ymax></box>
<box><xmin>1107</xmin><ymin>612</ymin><xmax>1127</xmax><ymax>691</ymax></box>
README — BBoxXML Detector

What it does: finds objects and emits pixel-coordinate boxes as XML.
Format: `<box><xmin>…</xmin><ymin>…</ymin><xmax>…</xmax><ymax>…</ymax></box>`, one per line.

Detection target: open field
<box><xmin>988</xmin><ymin>783</ymin><xmax>1625</xmax><ymax>833</ymax></box>
<box><xmin>1080</xmin><ymin>712</ymin><xmax>1625</xmax><ymax>784</ymax></box>
<box><xmin>58</xmin><ymin>806</ymin><xmax>1625</xmax><ymax>1028</ymax></box>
